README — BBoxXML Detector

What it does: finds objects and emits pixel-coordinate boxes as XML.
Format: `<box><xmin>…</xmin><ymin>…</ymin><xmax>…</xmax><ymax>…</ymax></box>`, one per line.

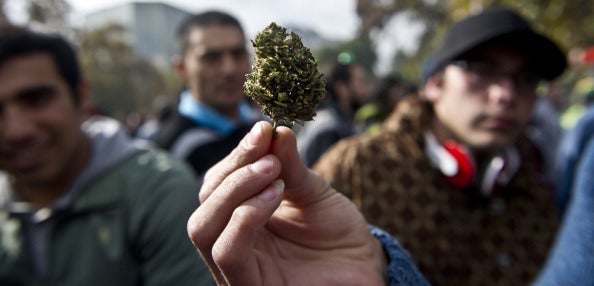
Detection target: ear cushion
<box><xmin>442</xmin><ymin>141</ymin><xmax>476</xmax><ymax>188</ymax></box>
<box><xmin>424</xmin><ymin>132</ymin><xmax>476</xmax><ymax>189</ymax></box>
<box><xmin>424</xmin><ymin>132</ymin><xmax>520</xmax><ymax>193</ymax></box>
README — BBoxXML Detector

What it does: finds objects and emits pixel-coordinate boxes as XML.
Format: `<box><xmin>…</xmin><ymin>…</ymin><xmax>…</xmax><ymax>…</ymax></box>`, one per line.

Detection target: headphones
<box><xmin>424</xmin><ymin>132</ymin><xmax>520</xmax><ymax>196</ymax></box>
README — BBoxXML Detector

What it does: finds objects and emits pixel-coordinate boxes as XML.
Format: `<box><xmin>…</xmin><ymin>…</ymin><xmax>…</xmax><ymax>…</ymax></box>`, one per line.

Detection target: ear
<box><xmin>77</xmin><ymin>80</ymin><xmax>90</xmax><ymax>108</ymax></box>
<box><xmin>423</xmin><ymin>74</ymin><xmax>442</xmax><ymax>103</ymax></box>
<box><xmin>75</xmin><ymin>80</ymin><xmax>95</xmax><ymax>119</ymax></box>
<box><xmin>172</xmin><ymin>55</ymin><xmax>186</xmax><ymax>78</ymax></box>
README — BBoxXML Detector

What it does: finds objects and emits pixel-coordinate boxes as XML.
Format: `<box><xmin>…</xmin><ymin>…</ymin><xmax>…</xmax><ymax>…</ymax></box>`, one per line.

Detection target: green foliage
<box><xmin>245</xmin><ymin>22</ymin><xmax>326</xmax><ymax>128</ymax></box>
<box><xmin>357</xmin><ymin>0</ymin><xmax>594</xmax><ymax>86</ymax></box>
<box><xmin>77</xmin><ymin>23</ymin><xmax>170</xmax><ymax>117</ymax></box>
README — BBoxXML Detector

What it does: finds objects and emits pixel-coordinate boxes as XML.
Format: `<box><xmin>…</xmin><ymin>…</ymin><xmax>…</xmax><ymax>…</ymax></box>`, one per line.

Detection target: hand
<box><xmin>188</xmin><ymin>121</ymin><xmax>386</xmax><ymax>285</ymax></box>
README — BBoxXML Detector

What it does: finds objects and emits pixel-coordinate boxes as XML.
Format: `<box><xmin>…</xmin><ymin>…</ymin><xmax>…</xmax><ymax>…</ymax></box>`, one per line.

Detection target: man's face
<box><xmin>178</xmin><ymin>25</ymin><xmax>250</xmax><ymax>117</ymax></box>
<box><xmin>0</xmin><ymin>53</ymin><xmax>88</xmax><ymax>188</ymax></box>
<box><xmin>425</xmin><ymin>45</ymin><xmax>539</xmax><ymax>151</ymax></box>
<box><xmin>347</xmin><ymin>65</ymin><xmax>373</xmax><ymax>106</ymax></box>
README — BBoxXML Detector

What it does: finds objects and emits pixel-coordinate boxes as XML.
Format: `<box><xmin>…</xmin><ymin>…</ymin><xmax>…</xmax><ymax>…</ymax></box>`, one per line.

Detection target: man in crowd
<box><xmin>295</xmin><ymin>59</ymin><xmax>373</xmax><ymax>167</ymax></box>
<box><xmin>0</xmin><ymin>25</ymin><xmax>213</xmax><ymax>285</ymax></box>
<box><xmin>153</xmin><ymin>10</ymin><xmax>261</xmax><ymax>176</ymax></box>
<box><xmin>314</xmin><ymin>7</ymin><xmax>566</xmax><ymax>285</ymax></box>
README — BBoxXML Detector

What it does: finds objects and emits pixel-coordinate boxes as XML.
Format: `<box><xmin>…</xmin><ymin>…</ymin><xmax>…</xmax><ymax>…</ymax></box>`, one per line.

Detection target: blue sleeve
<box><xmin>370</xmin><ymin>226</ymin><xmax>431</xmax><ymax>286</ymax></box>
<box><xmin>533</xmin><ymin>136</ymin><xmax>594</xmax><ymax>286</ymax></box>
<box><xmin>555</xmin><ymin>107</ymin><xmax>594</xmax><ymax>213</ymax></box>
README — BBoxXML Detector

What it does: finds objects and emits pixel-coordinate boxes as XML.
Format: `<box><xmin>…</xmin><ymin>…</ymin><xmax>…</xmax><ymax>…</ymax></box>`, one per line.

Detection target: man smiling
<box><xmin>153</xmin><ymin>11</ymin><xmax>261</xmax><ymax>177</ymax></box>
<box><xmin>0</xmin><ymin>25</ymin><xmax>213</xmax><ymax>285</ymax></box>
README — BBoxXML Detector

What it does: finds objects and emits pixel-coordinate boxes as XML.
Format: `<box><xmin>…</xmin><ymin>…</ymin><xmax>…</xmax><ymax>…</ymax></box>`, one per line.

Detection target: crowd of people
<box><xmin>0</xmin><ymin>4</ymin><xmax>592</xmax><ymax>286</ymax></box>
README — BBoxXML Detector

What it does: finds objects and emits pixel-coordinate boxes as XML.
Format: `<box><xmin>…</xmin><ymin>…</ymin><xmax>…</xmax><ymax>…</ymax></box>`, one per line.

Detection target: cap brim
<box><xmin>433</xmin><ymin>31</ymin><xmax>567</xmax><ymax>80</ymax></box>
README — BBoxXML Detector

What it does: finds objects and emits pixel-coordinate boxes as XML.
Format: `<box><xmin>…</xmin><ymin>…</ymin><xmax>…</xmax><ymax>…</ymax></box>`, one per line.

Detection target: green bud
<box><xmin>245</xmin><ymin>22</ymin><xmax>326</xmax><ymax>131</ymax></box>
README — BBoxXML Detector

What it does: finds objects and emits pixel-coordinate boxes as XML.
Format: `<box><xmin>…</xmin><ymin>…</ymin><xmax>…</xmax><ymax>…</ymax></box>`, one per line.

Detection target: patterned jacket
<box><xmin>314</xmin><ymin>97</ymin><xmax>560</xmax><ymax>286</ymax></box>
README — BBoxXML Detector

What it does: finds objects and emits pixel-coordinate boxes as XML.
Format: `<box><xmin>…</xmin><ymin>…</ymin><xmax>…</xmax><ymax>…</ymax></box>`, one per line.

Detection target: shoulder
<box><xmin>313</xmin><ymin>132</ymin><xmax>384</xmax><ymax>174</ymax></box>
<box><xmin>153</xmin><ymin>112</ymin><xmax>200</xmax><ymax>149</ymax></box>
<box><xmin>576</xmin><ymin>136</ymin><xmax>594</xmax><ymax>182</ymax></box>
<box><xmin>110</xmin><ymin>147</ymin><xmax>197</xmax><ymax>191</ymax></box>
<box><xmin>98</xmin><ymin>147</ymin><xmax>199</xmax><ymax>224</ymax></box>
<box><xmin>317</xmin><ymin>124</ymin><xmax>422</xmax><ymax>165</ymax></box>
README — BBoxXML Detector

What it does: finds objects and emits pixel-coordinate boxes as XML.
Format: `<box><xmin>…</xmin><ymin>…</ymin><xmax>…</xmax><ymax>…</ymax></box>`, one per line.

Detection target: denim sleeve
<box><xmin>370</xmin><ymin>226</ymin><xmax>431</xmax><ymax>286</ymax></box>
<box><xmin>533</xmin><ymin>137</ymin><xmax>594</xmax><ymax>286</ymax></box>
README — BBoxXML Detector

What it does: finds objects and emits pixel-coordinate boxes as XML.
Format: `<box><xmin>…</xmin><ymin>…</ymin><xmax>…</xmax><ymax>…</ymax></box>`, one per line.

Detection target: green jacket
<box><xmin>0</xmin><ymin>117</ymin><xmax>214</xmax><ymax>286</ymax></box>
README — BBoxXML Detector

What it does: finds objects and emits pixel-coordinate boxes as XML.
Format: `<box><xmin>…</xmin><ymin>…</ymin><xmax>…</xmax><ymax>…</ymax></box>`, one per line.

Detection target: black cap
<box><xmin>425</xmin><ymin>7</ymin><xmax>567</xmax><ymax>81</ymax></box>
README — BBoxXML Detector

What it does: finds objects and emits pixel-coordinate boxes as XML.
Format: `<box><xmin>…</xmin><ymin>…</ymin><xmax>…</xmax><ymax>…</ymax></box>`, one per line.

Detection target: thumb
<box><xmin>271</xmin><ymin>125</ymin><xmax>331</xmax><ymax>204</ymax></box>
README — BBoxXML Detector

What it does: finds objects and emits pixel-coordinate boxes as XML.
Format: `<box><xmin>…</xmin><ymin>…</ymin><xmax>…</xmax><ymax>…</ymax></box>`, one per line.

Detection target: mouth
<box><xmin>484</xmin><ymin>118</ymin><xmax>512</xmax><ymax>129</ymax></box>
<box><xmin>1</xmin><ymin>149</ymin><xmax>45</xmax><ymax>174</ymax></box>
<box><xmin>221</xmin><ymin>79</ymin><xmax>245</xmax><ymax>91</ymax></box>
<box><xmin>479</xmin><ymin>115</ymin><xmax>517</xmax><ymax>131</ymax></box>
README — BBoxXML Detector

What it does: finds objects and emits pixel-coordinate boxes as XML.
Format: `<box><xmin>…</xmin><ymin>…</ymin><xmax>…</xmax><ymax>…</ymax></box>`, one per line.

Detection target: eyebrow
<box><xmin>16</xmin><ymin>84</ymin><xmax>57</xmax><ymax>97</ymax></box>
<box><xmin>0</xmin><ymin>84</ymin><xmax>58</xmax><ymax>113</ymax></box>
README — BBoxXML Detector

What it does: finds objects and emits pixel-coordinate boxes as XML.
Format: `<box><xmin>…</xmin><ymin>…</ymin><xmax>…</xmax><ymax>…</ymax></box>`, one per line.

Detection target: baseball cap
<box><xmin>424</xmin><ymin>7</ymin><xmax>567</xmax><ymax>81</ymax></box>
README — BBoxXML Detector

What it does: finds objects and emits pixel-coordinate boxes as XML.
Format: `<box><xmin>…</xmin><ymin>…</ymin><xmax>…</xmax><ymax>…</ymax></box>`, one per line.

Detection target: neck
<box><xmin>217</xmin><ymin>105</ymin><xmax>241</xmax><ymax>121</ymax></box>
<box><xmin>190</xmin><ymin>89</ymin><xmax>242</xmax><ymax>121</ymax></box>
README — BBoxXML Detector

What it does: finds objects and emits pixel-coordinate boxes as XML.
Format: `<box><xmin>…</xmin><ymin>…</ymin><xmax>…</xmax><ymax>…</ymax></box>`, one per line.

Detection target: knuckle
<box><xmin>212</xmin><ymin>240</ymin><xmax>237</xmax><ymax>269</ymax></box>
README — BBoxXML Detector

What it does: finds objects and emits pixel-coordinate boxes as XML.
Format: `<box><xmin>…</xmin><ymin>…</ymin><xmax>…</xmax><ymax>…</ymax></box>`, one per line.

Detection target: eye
<box><xmin>516</xmin><ymin>73</ymin><xmax>538</xmax><ymax>85</ymax></box>
<box><xmin>18</xmin><ymin>85</ymin><xmax>57</xmax><ymax>109</ymax></box>
<box><xmin>467</xmin><ymin>62</ymin><xmax>499</xmax><ymax>78</ymax></box>
<box><xmin>514</xmin><ymin>73</ymin><xmax>540</xmax><ymax>92</ymax></box>
<box><xmin>452</xmin><ymin>60</ymin><xmax>497</xmax><ymax>79</ymax></box>
<box><xmin>231</xmin><ymin>47</ymin><xmax>248</xmax><ymax>60</ymax></box>
<box><xmin>201</xmin><ymin>50</ymin><xmax>223</xmax><ymax>64</ymax></box>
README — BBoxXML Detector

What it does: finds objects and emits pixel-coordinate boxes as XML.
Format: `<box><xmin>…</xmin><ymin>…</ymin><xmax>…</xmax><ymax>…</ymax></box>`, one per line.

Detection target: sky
<box><xmin>67</xmin><ymin>0</ymin><xmax>360</xmax><ymax>41</ymax></box>
<box><xmin>5</xmin><ymin>0</ymin><xmax>423</xmax><ymax>75</ymax></box>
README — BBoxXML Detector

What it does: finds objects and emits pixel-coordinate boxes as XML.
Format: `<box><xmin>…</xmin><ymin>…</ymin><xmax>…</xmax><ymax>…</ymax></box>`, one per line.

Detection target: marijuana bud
<box><xmin>245</xmin><ymin>22</ymin><xmax>326</xmax><ymax>131</ymax></box>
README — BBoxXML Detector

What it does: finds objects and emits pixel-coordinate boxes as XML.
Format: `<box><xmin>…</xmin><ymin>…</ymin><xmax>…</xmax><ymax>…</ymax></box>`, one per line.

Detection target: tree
<box><xmin>78</xmin><ymin>23</ymin><xmax>169</xmax><ymax>118</ymax></box>
<box><xmin>355</xmin><ymin>0</ymin><xmax>594</xmax><ymax>84</ymax></box>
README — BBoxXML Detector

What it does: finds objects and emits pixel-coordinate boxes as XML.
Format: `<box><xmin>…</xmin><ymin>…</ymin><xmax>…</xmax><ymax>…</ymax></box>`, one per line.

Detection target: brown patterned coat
<box><xmin>314</xmin><ymin>97</ymin><xmax>559</xmax><ymax>286</ymax></box>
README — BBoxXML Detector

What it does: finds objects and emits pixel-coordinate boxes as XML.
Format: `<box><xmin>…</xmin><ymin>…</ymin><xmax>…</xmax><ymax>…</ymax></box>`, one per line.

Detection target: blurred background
<box><xmin>1</xmin><ymin>0</ymin><xmax>593</xmax><ymax>127</ymax></box>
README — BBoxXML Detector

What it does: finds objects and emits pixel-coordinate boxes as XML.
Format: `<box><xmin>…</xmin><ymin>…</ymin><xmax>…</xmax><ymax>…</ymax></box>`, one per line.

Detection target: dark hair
<box><xmin>0</xmin><ymin>25</ymin><xmax>82</xmax><ymax>104</ymax></box>
<box><xmin>375</xmin><ymin>75</ymin><xmax>416</xmax><ymax>101</ymax></box>
<box><xmin>323</xmin><ymin>62</ymin><xmax>353</xmax><ymax>101</ymax></box>
<box><xmin>176</xmin><ymin>10</ymin><xmax>245</xmax><ymax>55</ymax></box>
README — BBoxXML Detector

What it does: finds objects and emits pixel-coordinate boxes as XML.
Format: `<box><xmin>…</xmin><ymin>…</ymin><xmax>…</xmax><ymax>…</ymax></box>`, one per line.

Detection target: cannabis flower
<box><xmin>245</xmin><ymin>22</ymin><xmax>326</xmax><ymax>130</ymax></box>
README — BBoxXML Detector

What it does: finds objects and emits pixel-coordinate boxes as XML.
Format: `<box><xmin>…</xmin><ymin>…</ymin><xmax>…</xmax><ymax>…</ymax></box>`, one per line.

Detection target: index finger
<box><xmin>199</xmin><ymin>121</ymin><xmax>275</xmax><ymax>203</ymax></box>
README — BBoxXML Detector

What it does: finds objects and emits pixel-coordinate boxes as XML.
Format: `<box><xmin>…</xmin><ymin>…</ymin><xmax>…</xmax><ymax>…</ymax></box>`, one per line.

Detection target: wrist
<box><xmin>370</xmin><ymin>225</ymin><xmax>431</xmax><ymax>286</ymax></box>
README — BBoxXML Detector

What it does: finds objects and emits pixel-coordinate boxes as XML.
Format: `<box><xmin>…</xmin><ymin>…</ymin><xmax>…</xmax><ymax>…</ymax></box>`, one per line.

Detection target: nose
<box><xmin>220</xmin><ymin>53</ymin><xmax>240</xmax><ymax>74</ymax></box>
<box><xmin>487</xmin><ymin>76</ymin><xmax>516</xmax><ymax>105</ymax></box>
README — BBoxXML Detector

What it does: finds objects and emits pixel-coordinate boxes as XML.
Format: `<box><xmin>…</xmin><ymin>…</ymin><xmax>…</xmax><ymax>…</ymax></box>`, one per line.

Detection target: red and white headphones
<box><xmin>424</xmin><ymin>132</ymin><xmax>521</xmax><ymax>196</ymax></box>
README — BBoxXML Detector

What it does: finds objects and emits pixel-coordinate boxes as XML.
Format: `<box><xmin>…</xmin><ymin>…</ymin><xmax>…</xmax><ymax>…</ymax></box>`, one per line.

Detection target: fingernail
<box><xmin>246</xmin><ymin>122</ymin><xmax>262</xmax><ymax>147</ymax></box>
<box><xmin>259</xmin><ymin>179</ymin><xmax>284</xmax><ymax>201</ymax></box>
<box><xmin>251</xmin><ymin>156</ymin><xmax>273</xmax><ymax>174</ymax></box>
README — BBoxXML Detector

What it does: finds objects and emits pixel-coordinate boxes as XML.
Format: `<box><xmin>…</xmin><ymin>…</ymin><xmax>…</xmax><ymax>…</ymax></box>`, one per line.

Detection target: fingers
<box><xmin>188</xmin><ymin>153</ymin><xmax>281</xmax><ymax>247</ymax></box>
<box><xmin>188</xmin><ymin>151</ymin><xmax>283</xmax><ymax>282</ymax></box>
<box><xmin>188</xmin><ymin>120</ymin><xmax>337</xmax><ymax>284</ymax></box>
<box><xmin>199</xmin><ymin>121</ymin><xmax>274</xmax><ymax>202</ymax></box>
<box><xmin>213</xmin><ymin>180</ymin><xmax>285</xmax><ymax>285</ymax></box>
